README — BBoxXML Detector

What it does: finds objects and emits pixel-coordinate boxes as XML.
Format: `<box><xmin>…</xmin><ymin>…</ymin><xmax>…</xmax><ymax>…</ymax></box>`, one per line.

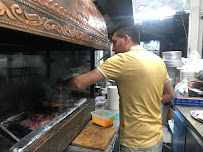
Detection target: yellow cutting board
<box><xmin>71</xmin><ymin>125</ymin><xmax>116</xmax><ymax>151</ymax></box>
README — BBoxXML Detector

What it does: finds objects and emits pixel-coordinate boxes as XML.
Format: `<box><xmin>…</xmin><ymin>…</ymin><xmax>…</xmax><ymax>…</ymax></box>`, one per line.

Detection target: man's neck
<box><xmin>126</xmin><ymin>43</ymin><xmax>139</xmax><ymax>51</ymax></box>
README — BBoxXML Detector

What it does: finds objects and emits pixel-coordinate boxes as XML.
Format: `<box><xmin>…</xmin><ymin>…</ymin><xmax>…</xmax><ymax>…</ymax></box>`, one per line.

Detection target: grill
<box><xmin>1</xmin><ymin>98</ymin><xmax>94</xmax><ymax>152</ymax></box>
<box><xmin>0</xmin><ymin>0</ymin><xmax>110</xmax><ymax>151</ymax></box>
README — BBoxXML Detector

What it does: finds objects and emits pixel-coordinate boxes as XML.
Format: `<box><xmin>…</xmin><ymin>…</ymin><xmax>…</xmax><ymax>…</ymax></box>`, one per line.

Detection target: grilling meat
<box><xmin>41</xmin><ymin>101</ymin><xmax>60</xmax><ymax>108</ymax></box>
<box><xmin>41</xmin><ymin>98</ymin><xmax>73</xmax><ymax>108</ymax></box>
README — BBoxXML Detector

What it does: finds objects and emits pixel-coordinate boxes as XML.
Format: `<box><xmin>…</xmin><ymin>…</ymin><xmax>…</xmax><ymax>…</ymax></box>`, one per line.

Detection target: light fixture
<box><xmin>134</xmin><ymin>6</ymin><xmax>176</xmax><ymax>22</ymax></box>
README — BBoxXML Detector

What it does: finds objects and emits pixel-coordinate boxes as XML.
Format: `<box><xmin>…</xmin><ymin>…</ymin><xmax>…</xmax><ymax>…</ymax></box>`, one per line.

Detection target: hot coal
<box><xmin>19</xmin><ymin>113</ymin><xmax>58</xmax><ymax>129</ymax></box>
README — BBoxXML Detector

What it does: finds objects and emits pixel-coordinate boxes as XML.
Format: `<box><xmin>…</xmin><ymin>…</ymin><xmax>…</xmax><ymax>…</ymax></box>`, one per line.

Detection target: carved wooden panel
<box><xmin>0</xmin><ymin>0</ymin><xmax>110</xmax><ymax>50</ymax></box>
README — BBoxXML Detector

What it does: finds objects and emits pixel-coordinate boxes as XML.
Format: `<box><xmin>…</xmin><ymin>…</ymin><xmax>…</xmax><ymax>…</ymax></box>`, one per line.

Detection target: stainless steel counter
<box><xmin>175</xmin><ymin>106</ymin><xmax>203</xmax><ymax>138</ymax></box>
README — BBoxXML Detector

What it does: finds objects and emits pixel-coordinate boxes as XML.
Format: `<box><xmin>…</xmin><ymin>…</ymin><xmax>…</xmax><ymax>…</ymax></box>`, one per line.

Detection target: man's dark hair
<box><xmin>111</xmin><ymin>24</ymin><xmax>140</xmax><ymax>44</ymax></box>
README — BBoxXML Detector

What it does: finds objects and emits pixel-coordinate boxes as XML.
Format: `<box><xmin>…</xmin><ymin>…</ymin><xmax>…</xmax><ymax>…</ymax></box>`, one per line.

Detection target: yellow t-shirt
<box><xmin>98</xmin><ymin>46</ymin><xmax>169</xmax><ymax>149</ymax></box>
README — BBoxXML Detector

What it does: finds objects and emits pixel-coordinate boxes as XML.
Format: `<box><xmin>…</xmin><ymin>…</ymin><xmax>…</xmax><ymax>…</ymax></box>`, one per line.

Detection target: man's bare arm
<box><xmin>161</xmin><ymin>80</ymin><xmax>175</xmax><ymax>103</ymax></box>
<box><xmin>57</xmin><ymin>69</ymin><xmax>105</xmax><ymax>90</ymax></box>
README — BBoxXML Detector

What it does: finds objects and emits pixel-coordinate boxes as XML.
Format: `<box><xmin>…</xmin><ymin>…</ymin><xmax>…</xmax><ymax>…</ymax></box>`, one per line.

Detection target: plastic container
<box><xmin>91</xmin><ymin>109</ymin><xmax>115</xmax><ymax>128</ymax></box>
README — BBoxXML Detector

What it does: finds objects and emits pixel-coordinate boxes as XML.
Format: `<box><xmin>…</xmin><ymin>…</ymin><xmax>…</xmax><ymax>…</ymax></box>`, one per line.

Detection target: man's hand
<box><xmin>56</xmin><ymin>78</ymin><xmax>65</xmax><ymax>92</ymax></box>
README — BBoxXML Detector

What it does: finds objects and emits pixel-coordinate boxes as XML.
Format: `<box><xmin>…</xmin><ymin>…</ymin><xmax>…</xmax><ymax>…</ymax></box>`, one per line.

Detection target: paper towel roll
<box><xmin>107</xmin><ymin>86</ymin><xmax>119</xmax><ymax>110</ymax></box>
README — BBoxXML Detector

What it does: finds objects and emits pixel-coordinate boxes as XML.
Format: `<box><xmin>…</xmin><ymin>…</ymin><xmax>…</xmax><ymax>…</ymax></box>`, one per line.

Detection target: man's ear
<box><xmin>124</xmin><ymin>35</ymin><xmax>128</xmax><ymax>43</ymax></box>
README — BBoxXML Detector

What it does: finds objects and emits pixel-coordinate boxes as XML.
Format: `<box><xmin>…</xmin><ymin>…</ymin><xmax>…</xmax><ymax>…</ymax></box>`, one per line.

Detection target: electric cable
<box><xmin>180</xmin><ymin>11</ymin><xmax>188</xmax><ymax>40</ymax></box>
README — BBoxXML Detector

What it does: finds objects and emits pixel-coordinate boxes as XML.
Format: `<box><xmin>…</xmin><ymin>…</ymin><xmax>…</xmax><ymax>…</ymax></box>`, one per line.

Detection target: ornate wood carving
<box><xmin>0</xmin><ymin>0</ymin><xmax>110</xmax><ymax>50</ymax></box>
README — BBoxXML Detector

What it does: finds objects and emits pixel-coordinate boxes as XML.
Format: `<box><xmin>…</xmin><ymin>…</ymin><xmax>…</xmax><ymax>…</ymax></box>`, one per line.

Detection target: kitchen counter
<box><xmin>64</xmin><ymin>108</ymin><xmax>120</xmax><ymax>152</ymax></box>
<box><xmin>175</xmin><ymin>106</ymin><xmax>203</xmax><ymax>138</ymax></box>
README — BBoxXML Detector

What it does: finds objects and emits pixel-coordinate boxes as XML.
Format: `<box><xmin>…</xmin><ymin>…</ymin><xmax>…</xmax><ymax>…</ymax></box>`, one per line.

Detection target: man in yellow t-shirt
<box><xmin>56</xmin><ymin>24</ymin><xmax>175</xmax><ymax>152</ymax></box>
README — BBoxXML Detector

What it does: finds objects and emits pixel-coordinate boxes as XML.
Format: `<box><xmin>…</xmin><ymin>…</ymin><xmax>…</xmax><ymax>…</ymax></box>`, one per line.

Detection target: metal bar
<box><xmin>0</xmin><ymin>124</ymin><xmax>20</xmax><ymax>143</ymax></box>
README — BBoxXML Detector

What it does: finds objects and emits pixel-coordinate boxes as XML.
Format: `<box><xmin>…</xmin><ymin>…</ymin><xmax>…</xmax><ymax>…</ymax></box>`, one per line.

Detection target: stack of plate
<box><xmin>180</xmin><ymin>70</ymin><xmax>196</xmax><ymax>81</ymax></box>
<box><xmin>162</xmin><ymin>51</ymin><xmax>183</xmax><ymax>67</ymax></box>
